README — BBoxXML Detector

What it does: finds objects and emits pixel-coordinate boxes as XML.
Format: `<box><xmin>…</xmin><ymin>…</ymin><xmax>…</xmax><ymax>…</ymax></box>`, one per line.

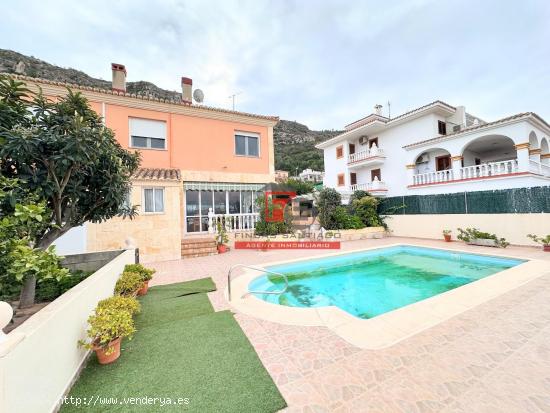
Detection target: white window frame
<box><xmin>129</xmin><ymin>118</ymin><xmax>168</xmax><ymax>151</ymax></box>
<box><xmin>142</xmin><ymin>187</ymin><xmax>165</xmax><ymax>214</ymax></box>
<box><xmin>234</xmin><ymin>131</ymin><xmax>260</xmax><ymax>158</ymax></box>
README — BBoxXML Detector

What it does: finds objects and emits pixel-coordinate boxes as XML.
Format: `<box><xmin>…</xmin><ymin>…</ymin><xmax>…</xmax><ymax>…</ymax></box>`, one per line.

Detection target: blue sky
<box><xmin>2</xmin><ymin>0</ymin><xmax>549</xmax><ymax>129</ymax></box>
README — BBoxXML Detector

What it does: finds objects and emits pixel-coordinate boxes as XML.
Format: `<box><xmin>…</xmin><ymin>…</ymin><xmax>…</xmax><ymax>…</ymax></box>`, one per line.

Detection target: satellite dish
<box><xmin>193</xmin><ymin>89</ymin><xmax>204</xmax><ymax>103</ymax></box>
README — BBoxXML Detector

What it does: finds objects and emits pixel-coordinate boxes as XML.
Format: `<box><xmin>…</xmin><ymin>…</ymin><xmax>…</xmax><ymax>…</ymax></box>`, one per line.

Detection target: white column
<box><xmin>207</xmin><ymin>208</ymin><xmax>214</xmax><ymax>234</ymax></box>
<box><xmin>451</xmin><ymin>155</ymin><xmax>463</xmax><ymax>180</ymax></box>
<box><xmin>406</xmin><ymin>164</ymin><xmax>416</xmax><ymax>185</ymax></box>
<box><xmin>516</xmin><ymin>143</ymin><xmax>530</xmax><ymax>172</ymax></box>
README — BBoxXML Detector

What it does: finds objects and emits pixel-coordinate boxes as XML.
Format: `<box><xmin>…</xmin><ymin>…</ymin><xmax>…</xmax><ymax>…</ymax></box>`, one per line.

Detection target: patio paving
<box><xmin>148</xmin><ymin>237</ymin><xmax>550</xmax><ymax>412</ymax></box>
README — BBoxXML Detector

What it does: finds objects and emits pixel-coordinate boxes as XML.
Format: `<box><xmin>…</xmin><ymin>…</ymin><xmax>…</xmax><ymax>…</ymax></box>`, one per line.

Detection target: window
<box><xmin>337</xmin><ymin>173</ymin><xmax>345</xmax><ymax>186</ymax></box>
<box><xmin>349</xmin><ymin>143</ymin><xmax>355</xmax><ymax>155</ymax></box>
<box><xmin>143</xmin><ymin>187</ymin><xmax>164</xmax><ymax>213</ymax></box>
<box><xmin>336</xmin><ymin>145</ymin><xmax>343</xmax><ymax>159</ymax></box>
<box><xmin>130</xmin><ymin>118</ymin><xmax>167</xmax><ymax>149</ymax></box>
<box><xmin>371</xmin><ymin>169</ymin><xmax>381</xmax><ymax>181</ymax></box>
<box><xmin>350</xmin><ymin>172</ymin><xmax>357</xmax><ymax>186</ymax></box>
<box><xmin>235</xmin><ymin>133</ymin><xmax>259</xmax><ymax>157</ymax></box>
<box><xmin>438</xmin><ymin>120</ymin><xmax>447</xmax><ymax>135</ymax></box>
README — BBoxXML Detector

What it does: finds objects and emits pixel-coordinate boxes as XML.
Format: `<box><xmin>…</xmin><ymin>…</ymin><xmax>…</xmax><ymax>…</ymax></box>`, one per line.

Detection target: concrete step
<box><xmin>181</xmin><ymin>237</ymin><xmax>218</xmax><ymax>259</ymax></box>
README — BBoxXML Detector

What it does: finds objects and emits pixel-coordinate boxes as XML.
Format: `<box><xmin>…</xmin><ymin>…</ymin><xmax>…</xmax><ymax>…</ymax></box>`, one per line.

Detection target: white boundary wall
<box><xmin>386</xmin><ymin>213</ymin><xmax>550</xmax><ymax>246</ymax></box>
<box><xmin>0</xmin><ymin>249</ymin><xmax>135</xmax><ymax>413</ymax></box>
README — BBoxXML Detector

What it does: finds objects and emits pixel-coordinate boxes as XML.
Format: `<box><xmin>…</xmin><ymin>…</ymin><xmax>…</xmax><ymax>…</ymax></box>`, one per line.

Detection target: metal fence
<box><xmin>379</xmin><ymin>186</ymin><xmax>550</xmax><ymax>215</ymax></box>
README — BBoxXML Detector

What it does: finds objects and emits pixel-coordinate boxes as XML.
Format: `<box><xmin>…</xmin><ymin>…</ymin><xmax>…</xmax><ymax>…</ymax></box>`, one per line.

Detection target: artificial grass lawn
<box><xmin>62</xmin><ymin>278</ymin><xmax>286</xmax><ymax>413</ymax></box>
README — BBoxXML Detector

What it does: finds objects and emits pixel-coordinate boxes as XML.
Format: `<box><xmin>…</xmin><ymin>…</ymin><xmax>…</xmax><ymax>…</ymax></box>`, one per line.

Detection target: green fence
<box><xmin>379</xmin><ymin>186</ymin><xmax>550</xmax><ymax>215</ymax></box>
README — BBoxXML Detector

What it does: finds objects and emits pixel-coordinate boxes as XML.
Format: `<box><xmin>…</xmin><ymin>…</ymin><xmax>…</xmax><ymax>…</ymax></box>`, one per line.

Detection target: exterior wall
<box><xmin>0</xmin><ymin>249</ymin><xmax>135</xmax><ymax>413</ymax></box>
<box><xmin>87</xmin><ymin>179</ymin><xmax>182</xmax><ymax>263</ymax></box>
<box><xmin>386</xmin><ymin>213</ymin><xmax>550</xmax><ymax>247</ymax></box>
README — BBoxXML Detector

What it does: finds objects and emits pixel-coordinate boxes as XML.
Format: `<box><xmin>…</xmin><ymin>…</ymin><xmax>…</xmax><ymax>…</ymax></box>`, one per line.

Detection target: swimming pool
<box><xmin>249</xmin><ymin>245</ymin><xmax>524</xmax><ymax>319</ymax></box>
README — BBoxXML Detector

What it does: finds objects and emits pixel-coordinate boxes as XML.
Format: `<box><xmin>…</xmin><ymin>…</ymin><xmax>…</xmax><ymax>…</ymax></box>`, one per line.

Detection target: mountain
<box><xmin>0</xmin><ymin>48</ymin><xmax>340</xmax><ymax>172</ymax></box>
<box><xmin>274</xmin><ymin>120</ymin><xmax>342</xmax><ymax>173</ymax></box>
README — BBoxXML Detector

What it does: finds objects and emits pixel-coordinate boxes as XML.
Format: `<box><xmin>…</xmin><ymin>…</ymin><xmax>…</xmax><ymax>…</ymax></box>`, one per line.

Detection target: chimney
<box><xmin>111</xmin><ymin>63</ymin><xmax>126</xmax><ymax>92</ymax></box>
<box><xmin>374</xmin><ymin>104</ymin><xmax>383</xmax><ymax>116</ymax></box>
<box><xmin>181</xmin><ymin>77</ymin><xmax>192</xmax><ymax>103</ymax></box>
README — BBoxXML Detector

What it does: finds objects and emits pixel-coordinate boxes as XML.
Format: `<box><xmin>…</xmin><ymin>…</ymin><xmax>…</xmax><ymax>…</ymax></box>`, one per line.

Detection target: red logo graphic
<box><xmin>264</xmin><ymin>191</ymin><xmax>296</xmax><ymax>222</ymax></box>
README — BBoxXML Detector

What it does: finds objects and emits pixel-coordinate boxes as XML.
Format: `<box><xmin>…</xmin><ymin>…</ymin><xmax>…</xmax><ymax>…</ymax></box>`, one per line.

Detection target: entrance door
<box><xmin>436</xmin><ymin>155</ymin><xmax>451</xmax><ymax>171</ymax></box>
<box><xmin>369</xmin><ymin>138</ymin><xmax>378</xmax><ymax>148</ymax></box>
<box><xmin>350</xmin><ymin>172</ymin><xmax>357</xmax><ymax>186</ymax></box>
<box><xmin>371</xmin><ymin>169</ymin><xmax>381</xmax><ymax>181</ymax></box>
<box><xmin>349</xmin><ymin>143</ymin><xmax>355</xmax><ymax>155</ymax></box>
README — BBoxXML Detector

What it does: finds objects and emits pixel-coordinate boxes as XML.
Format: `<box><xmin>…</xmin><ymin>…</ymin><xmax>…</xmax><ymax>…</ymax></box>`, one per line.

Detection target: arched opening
<box><xmin>541</xmin><ymin>138</ymin><xmax>549</xmax><ymax>165</ymax></box>
<box><xmin>461</xmin><ymin>135</ymin><xmax>516</xmax><ymax>167</ymax></box>
<box><xmin>461</xmin><ymin>135</ymin><xmax>518</xmax><ymax>178</ymax></box>
<box><xmin>413</xmin><ymin>148</ymin><xmax>452</xmax><ymax>175</ymax></box>
<box><xmin>529</xmin><ymin>131</ymin><xmax>539</xmax><ymax>150</ymax></box>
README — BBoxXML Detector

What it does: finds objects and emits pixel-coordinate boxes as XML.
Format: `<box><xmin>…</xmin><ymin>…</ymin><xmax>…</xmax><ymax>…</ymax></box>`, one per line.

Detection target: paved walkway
<box><xmin>148</xmin><ymin>238</ymin><xmax>550</xmax><ymax>412</ymax></box>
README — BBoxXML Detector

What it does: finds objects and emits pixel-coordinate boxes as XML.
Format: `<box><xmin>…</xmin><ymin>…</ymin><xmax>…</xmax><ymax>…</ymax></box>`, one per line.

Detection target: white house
<box><xmin>316</xmin><ymin>101</ymin><xmax>550</xmax><ymax>201</ymax></box>
<box><xmin>298</xmin><ymin>168</ymin><xmax>324</xmax><ymax>183</ymax></box>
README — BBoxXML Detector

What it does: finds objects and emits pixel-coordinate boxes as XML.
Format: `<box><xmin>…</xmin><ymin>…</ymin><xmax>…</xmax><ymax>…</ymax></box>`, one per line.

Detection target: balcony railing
<box><xmin>412</xmin><ymin>159</ymin><xmax>524</xmax><ymax>186</ymax></box>
<box><xmin>529</xmin><ymin>160</ymin><xmax>550</xmax><ymax>177</ymax></box>
<box><xmin>348</xmin><ymin>147</ymin><xmax>385</xmax><ymax>164</ymax></box>
<box><xmin>349</xmin><ymin>180</ymin><xmax>387</xmax><ymax>192</ymax></box>
<box><xmin>208</xmin><ymin>211</ymin><xmax>259</xmax><ymax>233</ymax></box>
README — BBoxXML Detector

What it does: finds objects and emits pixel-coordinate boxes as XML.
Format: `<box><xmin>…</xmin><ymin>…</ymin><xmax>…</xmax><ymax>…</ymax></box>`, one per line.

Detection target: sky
<box><xmin>2</xmin><ymin>0</ymin><xmax>549</xmax><ymax>130</ymax></box>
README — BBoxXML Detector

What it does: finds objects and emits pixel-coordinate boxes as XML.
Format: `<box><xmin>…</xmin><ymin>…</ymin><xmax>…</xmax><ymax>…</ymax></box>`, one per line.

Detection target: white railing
<box><xmin>348</xmin><ymin>145</ymin><xmax>385</xmax><ymax>164</ymax></box>
<box><xmin>412</xmin><ymin>169</ymin><xmax>454</xmax><ymax>185</ymax></box>
<box><xmin>459</xmin><ymin>159</ymin><xmax>518</xmax><ymax>179</ymax></box>
<box><xmin>529</xmin><ymin>160</ymin><xmax>550</xmax><ymax>177</ymax></box>
<box><xmin>207</xmin><ymin>209</ymin><xmax>259</xmax><ymax>233</ymax></box>
<box><xmin>349</xmin><ymin>180</ymin><xmax>387</xmax><ymax>192</ymax></box>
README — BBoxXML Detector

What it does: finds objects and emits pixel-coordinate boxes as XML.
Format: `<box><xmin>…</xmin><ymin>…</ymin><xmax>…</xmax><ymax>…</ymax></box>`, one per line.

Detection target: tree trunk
<box><xmin>19</xmin><ymin>275</ymin><xmax>36</xmax><ymax>309</ymax></box>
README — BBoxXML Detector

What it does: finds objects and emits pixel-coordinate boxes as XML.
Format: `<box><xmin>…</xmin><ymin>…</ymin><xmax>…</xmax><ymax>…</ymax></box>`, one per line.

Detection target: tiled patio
<box><xmin>149</xmin><ymin>238</ymin><xmax>550</xmax><ymax>412</ymax></box>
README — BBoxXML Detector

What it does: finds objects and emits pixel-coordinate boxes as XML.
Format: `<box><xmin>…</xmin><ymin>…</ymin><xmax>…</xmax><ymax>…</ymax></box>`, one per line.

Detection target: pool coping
<box><xmin>226</xmin><ymin>243</ymin><xmax>550</xmax><ymax>349</ymax></box>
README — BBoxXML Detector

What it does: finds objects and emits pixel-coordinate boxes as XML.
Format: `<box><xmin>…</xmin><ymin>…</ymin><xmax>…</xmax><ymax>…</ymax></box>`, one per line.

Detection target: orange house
<box><xmin>10</xmin><ymin>65</ymin><xmax>278</xmax><ymax>262</ymax></box>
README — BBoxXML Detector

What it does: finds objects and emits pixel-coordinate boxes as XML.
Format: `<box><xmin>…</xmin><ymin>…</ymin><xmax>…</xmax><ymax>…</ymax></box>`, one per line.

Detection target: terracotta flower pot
<box><xmin>543</xmin><ymin>245</ymin><xmax>550</xmax><ymax>252</ymax></box>
<box><xmin>137</xmin><ymin>281</ymin><xmax>149</xmax><ymax>296</ymax></box>
<box><xmin>444</xmin><ymin>234</ymin><xmax>452</xmax><ymax>242</ymax></box>
<box><xmin>93</xmin><ymin>337</ymin><xmax>121</xmax><ymax>365</ymax></box>
<box><xmin>217</xmin><ymin>244</ymin><xmax>228</xmax><ymax>254</ymax></box>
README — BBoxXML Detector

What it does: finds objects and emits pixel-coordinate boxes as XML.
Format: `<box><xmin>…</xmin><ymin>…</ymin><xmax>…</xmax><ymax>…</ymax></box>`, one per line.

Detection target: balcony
<box><xmin>410</xmin><ymin>158</ymin><xmax>550</xmax><ymax>187</ymax></box>
<box><xmin>348</xmin><ymin>145</ymin><xmax>386</xmax><ymax>169</ymax></box>
<box><xmin>349</xmin><ymin>179</ymin><xmax>388</xmax><ymax>196</ymax></box>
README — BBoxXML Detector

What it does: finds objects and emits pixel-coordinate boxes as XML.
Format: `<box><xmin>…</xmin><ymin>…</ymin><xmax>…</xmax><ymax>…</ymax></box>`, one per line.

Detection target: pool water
<box><xmin>249</xmin><ymin>246</ymin><xmax>524</xmax><ymax>319</ymax></box>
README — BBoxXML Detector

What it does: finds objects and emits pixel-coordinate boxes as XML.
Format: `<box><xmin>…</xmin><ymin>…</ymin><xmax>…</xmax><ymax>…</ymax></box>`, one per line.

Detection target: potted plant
<box><xmin>96</xmin><ymin>295</ymin><xmax>141</xmax><ymax>316</ymax></box>
<box><xmin>457</xmin><ymin>227</ymin><xmax>509</xmax><ymax>248</ymax></box>
<box><xmin>216</xmin><ymin>222</ymin><xmax>229</xmax><ymax>254</ymax></box>
<box><xmin>527</xmin><ymin>234</ymin><xmax>550</xmax><ymax>252</ymax></box>
<box><xmin>78</xmin><ymin>307</ymin><xmax>136</xmax><ymax>364</ymax></box>
<box><xmin>114</xmin><ymin>271</ymin><xmax>144</xmax><ymax>297</ymax></box>
<box><xmin>442</xmin><ymin>229</ymin><xmax>452</xmax><ymax>242</ymax></box>
<box><xmin>124</xmin><ymin>264</ymin><xmax>155</xmax><ymax>296</ymax></box>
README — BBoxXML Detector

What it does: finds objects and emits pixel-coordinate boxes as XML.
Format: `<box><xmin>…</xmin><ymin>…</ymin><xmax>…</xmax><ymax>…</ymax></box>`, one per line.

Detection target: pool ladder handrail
<box><xmin>227</xmin><ymin>264</ymin><xmax>288</xmax><ymax>301</ymax></box>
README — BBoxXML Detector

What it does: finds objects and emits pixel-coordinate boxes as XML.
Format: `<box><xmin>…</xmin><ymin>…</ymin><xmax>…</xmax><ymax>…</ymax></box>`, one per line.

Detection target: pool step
<box><xmin>181</xmin><ymin>237</ymin><xmax>218</xmax><ymax>258</ymax></box>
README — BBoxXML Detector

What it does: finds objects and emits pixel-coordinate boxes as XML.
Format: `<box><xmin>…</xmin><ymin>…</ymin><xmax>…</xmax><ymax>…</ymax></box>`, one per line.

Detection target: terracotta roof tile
<box><xmin>3</xmin><ymin>73</ymin><xmax>279</xmax><ymax>122</ymax></box>
<box><xmin>132</xmin><ymin>168</ymin><xmax>181</xmax><ymax>181</ymax></box>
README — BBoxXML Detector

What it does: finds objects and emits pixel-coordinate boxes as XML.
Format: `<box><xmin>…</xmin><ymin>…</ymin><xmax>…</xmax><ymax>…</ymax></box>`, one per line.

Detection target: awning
<box><xmin>183</xmin><ymin>182</ymin><xmax>266</xmax><ymax>191</ymax></box>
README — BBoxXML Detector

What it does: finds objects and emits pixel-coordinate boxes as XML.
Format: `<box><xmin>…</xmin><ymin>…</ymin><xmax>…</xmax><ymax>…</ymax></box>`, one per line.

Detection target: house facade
<box><xmin>298</xmin><ymin>168</ymin><xmax>324</xmax><ymax>183</ymax></box>
<box><xmin>317</xmin><ymin>101</ymin><xmax>550</xmax><ymax>201</ymax></box>
<box><xmin>9</xmin><ymin>65</ymin><xmax>278</xmax><ymax>261</ymax></box>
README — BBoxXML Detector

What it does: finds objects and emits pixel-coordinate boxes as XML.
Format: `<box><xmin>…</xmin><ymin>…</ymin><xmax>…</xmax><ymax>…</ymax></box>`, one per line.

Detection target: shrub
<box><xmin>123</xmin><ymin>264</ymin><xmax>155</xmax><ymax>282</ymax></box>
<box><xmin>457</xmin><ymin>228</ymin><xmax>509</xmax><ymax>248</ymax></box>
<box><xmin>97</xmin><ymin>295</ymin><xmax>140</xmax><ymax>316</ymax></box>
<box><xmin>351</xmin><ymin>196</ymin><xmax>382</xmax><ymax>227</ymax></box>
<box><xmin>35</xmin><ymin>270</ymin><xmax>92</xmax><ymax>302</ymax></box>
<box><xmin>332</xmin><ymin>206</ymin><xmax>364</xmax><ymax>229</ymax></box>
<box><xmin>79</xmin><ymin>307</ymin><xmax>136</xmax><ymax>354</ymax></box>
<box><xmin>114</xmin><ymin>271</ymin><xmax>143</xmax><ymax>296</ymax></box>
<box><xmin>317</xmin><ymin>188</ymin><xmax>342</xmax><ymax>229</ymax></box>
<box><xmin>216</xmin><ymin>222</ymin><xmax>229</xmax><ymax>246</ymax></box>
<box><xmin>527</xmin><ymin>234</ymin><xmax>550</xmax><ymax>246</ymax></box>
<box><xmin>282</xmin><ymin>178</ymin><xmax>315</xmax><ymax>195</ymax></box>
<box><xmin>349</xmin><ymin>190</ymin><xmax>370</xmax><ymax>205</ymax></box>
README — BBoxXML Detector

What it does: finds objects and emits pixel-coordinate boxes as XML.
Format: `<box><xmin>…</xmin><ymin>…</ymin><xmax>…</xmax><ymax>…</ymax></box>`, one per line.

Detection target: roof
<box><xmin>403</xmin><ymin>112</ymin><xmax>550</xmax><ymax>149</ymax></box>
<box><xmin>344</xmin><ymin>100</ymin><xmax>456</xmax><ymax>132</ymax></box>
<box><xmin>3</xmin><ymin>73</ymin><xmax>279</xmax><ymax>122</ymax></box>
<box><xmin>132</xmin><ymin>167</ymin><xmax>181</xmax><ymax>181</ymax></box>
<box><xmin>316</xmin><ymin>100</ymin><xmax>457</xmax><ymax>149</ymax></box>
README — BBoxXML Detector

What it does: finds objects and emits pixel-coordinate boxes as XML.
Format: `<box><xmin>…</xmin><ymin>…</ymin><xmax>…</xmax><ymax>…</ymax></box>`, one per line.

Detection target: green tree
<box><xmin>317</xmin><ymin>188</ymin><xmax>342</xmax><ymax>230</ymax></box>
<box><xmin>282</xmin><ymin>178</ymin><xmax>315</xmax><ymax>195</ymax></box>
<box><xmin>0</xmin><ymin>76</ymin><xmax>140</xmax><ymax>307</ymax></box>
